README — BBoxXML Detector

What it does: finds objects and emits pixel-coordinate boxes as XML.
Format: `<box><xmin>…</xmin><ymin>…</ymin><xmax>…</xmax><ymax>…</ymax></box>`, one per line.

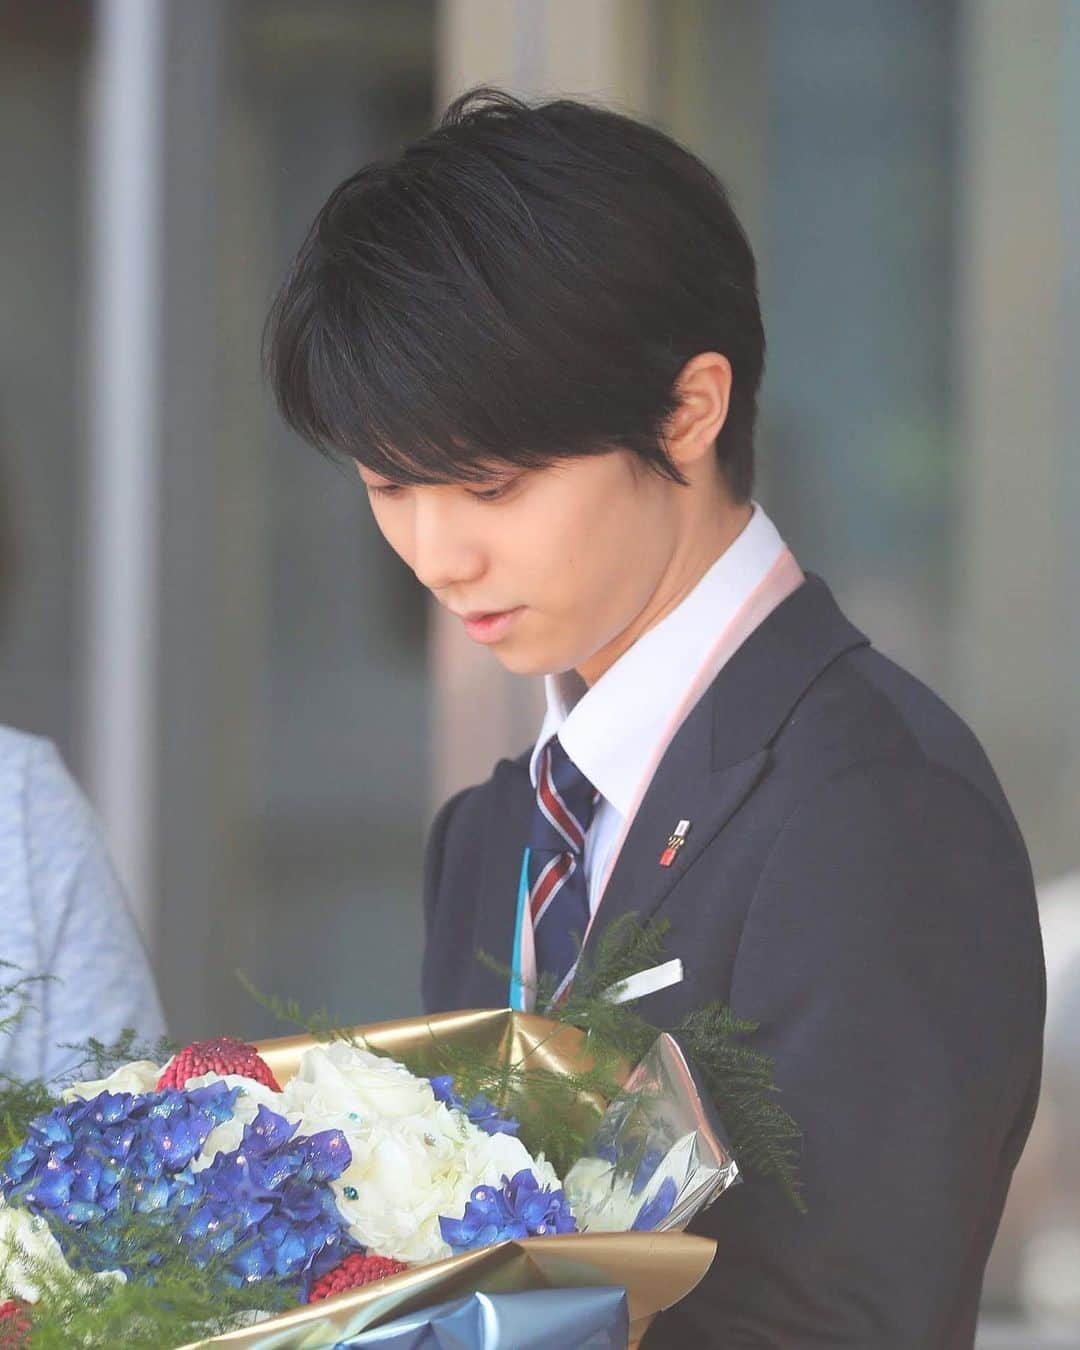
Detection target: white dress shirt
<box><xmin>528</xmin><ymin>500</ymin><xmax>790</xmax><ymax>915</ymax></box>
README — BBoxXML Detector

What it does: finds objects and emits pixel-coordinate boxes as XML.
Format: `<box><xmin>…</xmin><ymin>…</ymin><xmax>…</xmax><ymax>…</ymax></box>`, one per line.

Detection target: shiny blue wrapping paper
<box><xmin>334</xmin><ymin>1285</ymin><xmax>628</xmax><ymax>1349</ymax></box>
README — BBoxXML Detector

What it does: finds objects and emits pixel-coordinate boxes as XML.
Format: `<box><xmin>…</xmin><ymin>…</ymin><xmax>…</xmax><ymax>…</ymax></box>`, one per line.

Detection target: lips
<box><xmin>458</xmin><ymin>606</ymin><xmax>525</xmax><ymax>644</ymax></box>
<box><xmin>450</xmin><ymin>605</ymin><xmax>516</xmax><ymax>621</ymax></box>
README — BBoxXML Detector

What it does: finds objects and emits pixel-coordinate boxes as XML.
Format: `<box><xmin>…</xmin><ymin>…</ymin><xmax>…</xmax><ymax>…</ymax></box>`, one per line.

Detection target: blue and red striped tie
<box><xmin>528</xmin><ymin>734</ymin><xmax>600</xmax><ymax>1004</ymax></box>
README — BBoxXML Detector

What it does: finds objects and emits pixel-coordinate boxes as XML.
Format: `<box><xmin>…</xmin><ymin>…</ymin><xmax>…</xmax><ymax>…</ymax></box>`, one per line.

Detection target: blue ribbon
<box><xmin>509</xmin><ymin>845</ymin><xmax>531</xmax><ymax>1011</ymax></box>
<box><xmin>334</xmin><ymin>1285</ymin><xmax>629</xmax><ymax>1348</ymax></box>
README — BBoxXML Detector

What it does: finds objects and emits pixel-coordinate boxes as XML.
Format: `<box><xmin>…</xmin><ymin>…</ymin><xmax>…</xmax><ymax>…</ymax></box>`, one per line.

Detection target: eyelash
<box><xmin>367</xmin><ymin>481</ymin><xmax>513</xmax><ymax>502</ymax></box>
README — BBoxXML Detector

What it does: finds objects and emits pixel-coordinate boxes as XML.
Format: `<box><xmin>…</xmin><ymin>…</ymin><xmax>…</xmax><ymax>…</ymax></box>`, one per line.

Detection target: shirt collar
<box><xmin>528</xmin><ymin>501</ymin><xmax>788</xmax><ymax>815</ymax></box>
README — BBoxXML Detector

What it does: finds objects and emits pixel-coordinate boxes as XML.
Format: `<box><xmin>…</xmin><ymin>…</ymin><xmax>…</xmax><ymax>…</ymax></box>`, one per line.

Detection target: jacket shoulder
<box><xmin>770</xmin><ymin>643</ymin><xmax>1022</xmax><ymax>848</ymax></box>
<box><xmin>428</xmin><ymin>746</ymin><xmax>530</xmax><ymax>839</ymax></box>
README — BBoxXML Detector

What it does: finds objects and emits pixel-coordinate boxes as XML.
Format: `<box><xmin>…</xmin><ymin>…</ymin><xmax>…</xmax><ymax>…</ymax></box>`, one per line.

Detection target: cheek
<box><xmin>370</xmin><ymin>504</ymin><xmax>413</xmax><ymax>566</ymax></box>
<box><xmin>529</xmin><ymin>488</ymin><xmax>665</xmax><ymax>623</ymax></box>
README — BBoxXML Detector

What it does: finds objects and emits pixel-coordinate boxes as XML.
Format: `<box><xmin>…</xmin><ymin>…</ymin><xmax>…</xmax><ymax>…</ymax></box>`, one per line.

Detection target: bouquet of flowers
<box><xmin>0</xmin><ymin>920</ymin><xmax>799</xmax><ymax>1348</ymax></box>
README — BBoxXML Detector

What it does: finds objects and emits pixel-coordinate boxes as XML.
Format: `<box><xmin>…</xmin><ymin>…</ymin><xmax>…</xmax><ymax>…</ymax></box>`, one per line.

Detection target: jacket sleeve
<box><xmin>653</xmin><ymin>756</ymin><xmax>1044</xmax><ymax>1349</ymax></box>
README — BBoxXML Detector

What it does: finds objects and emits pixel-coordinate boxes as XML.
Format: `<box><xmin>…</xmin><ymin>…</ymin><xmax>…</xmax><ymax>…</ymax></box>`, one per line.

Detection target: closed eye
<box><xmin>365</xmin><ymin>477</ymin><xmax>518</xmax><ymax>501</ymax></box>
<box><xmin>467</xmin><ymin>481</ymin><xmax>515</xmax><ymax>502</ymax></box>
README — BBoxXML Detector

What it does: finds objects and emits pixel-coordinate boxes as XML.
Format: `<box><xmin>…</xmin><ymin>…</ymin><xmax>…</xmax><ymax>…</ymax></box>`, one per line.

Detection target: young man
<box><xmin>263</xmin><ymin>87</ymin><xmax>1044</xmax><ymax>1349</ymax></box>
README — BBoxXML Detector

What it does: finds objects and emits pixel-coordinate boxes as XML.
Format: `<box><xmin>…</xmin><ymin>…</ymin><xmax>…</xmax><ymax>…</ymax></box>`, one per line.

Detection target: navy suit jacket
<box><xmin>421</xmin><ymin>573</ymin><xmax>1045</xmax><ymax>1349</ymax></box>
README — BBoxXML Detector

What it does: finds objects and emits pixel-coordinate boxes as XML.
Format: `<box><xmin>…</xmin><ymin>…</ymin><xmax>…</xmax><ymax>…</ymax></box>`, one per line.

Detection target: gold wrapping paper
<box><xmin>182</xmin><ymin>1009</ymin><xmax>716</xmax><ymax>1349</ymax></box>
<box><xmin>186</xmin><ymin>1232</ymin><xmax>714</xmax><ymax>1349</ymax></box>
<box><xmin>258</xmin><ymin>1008</ymin><xmax>610</xmax><ymax>1103</ymax></box>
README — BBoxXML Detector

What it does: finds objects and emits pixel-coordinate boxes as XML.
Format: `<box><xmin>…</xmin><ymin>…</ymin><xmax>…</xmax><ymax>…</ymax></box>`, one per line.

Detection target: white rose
<box><xmin>334</xmin><ymin>1129</ymin><xmax>452</xmax><ymax>1263</ymax></box>
<box><xmin>0</xmin><ymin>1198</ymin><xmax>124</xmax><ymax>1303</ymax></box>
<box><xmin>283</xmin><ymin>1043</ymin><xmax>436</xmax><ymax>1122</ymax></box>
<box><xmin>563</xmin><ymin>1155</ymin><xmax>625</xmax><ymax>1230</ymax></box>
<box><xmin>325</xmin><ymin>1079</ymin><xmax>566</xmax><ymax>1264</ymax></box>
<box><xmin>61</xmin><ymin>1060</ymin><xmax>161</xmax><ymax>1103</ymax></box>
<box><xmin>563</xmin><ymin>1136</ymin><xmax>689</xmax><ymax>1233</ymax></box>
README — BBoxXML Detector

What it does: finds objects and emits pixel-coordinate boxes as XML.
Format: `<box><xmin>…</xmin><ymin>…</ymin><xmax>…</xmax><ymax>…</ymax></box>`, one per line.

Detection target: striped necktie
<box><xmin>528</xmin><ymin>734</ymin><xmax>600</xmax><ymax>1004</ymax></box>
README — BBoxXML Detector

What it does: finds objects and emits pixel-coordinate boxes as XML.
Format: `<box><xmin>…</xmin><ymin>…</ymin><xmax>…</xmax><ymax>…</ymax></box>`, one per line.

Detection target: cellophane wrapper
<box><xmin>564</xmin><ymin>1031</ymin><xmax>740</xmax><ymax>1234</ymax></box>
<box><xmin>182</xmin><ymin>1008</ymin><xmax>734</xmax><ymax>1350</ymax></box>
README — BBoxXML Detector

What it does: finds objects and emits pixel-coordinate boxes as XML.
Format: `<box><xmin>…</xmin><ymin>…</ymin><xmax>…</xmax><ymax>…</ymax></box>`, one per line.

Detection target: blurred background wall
<box><xmin>0</xmin><ymin>1</ymin><xmax>1076</xmax><ymax>1342</ymax></box>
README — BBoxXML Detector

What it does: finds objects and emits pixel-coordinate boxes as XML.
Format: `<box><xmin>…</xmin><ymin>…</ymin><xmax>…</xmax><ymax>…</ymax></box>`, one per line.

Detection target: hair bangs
<box><xmin>264</xmin><ymin>193</ymin><xmax>628</xmax><ymax>486</ymax></box>
<box><xmin>267</xmin><ymin>271</ymin><xmax>583</xmax><ymax>486</ymax></box>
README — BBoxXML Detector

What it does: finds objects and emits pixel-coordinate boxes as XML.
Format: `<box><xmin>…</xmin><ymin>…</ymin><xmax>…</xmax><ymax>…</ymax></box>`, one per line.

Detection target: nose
<box><xmin>410</xmin><ymin>488</ymin><xmax>486</xmax><ymax>594</ymax></box>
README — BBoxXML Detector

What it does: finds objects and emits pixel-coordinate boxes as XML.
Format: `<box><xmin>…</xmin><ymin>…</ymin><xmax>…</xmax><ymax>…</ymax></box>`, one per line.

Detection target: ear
<box><xmin>665</xmin><ymin>352</ymin><xmax>733</xmax><ymax>470</ymax></box>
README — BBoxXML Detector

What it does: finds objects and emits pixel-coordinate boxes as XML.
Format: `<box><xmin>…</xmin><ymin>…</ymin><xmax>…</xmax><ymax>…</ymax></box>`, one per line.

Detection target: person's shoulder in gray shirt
<box><xmin>0</xmin><ymin>724</ymin><xmax>167</xmax><ymax>1084</ymax></box>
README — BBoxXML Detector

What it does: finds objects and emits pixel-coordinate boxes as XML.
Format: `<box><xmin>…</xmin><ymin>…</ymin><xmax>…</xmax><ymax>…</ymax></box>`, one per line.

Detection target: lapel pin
<box><xmin>659</xmin><ymin>819</ymin><xmax>692</xmax><ymax>867</ymax></box>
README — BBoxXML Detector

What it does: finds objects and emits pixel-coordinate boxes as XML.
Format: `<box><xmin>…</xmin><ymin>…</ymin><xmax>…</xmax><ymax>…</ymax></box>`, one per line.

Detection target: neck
<box><xmin>576</xmin><ymin>497</ymin><xmax>754</xmax><ymax>688</ymax></box>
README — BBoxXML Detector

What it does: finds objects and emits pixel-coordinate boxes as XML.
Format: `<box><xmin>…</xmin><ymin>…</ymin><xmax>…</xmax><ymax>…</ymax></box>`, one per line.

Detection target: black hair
<box><xmin>262</xmin><ymin>85</ymin><xmax>764</xmax><ymax>503</ymax></box>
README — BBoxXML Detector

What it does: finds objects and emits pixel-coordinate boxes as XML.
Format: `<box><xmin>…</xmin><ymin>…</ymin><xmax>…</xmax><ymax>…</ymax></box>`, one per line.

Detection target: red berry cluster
<box><xmin>0</xmin><ymin>1300</ymin><xmax>30</xmax><ymax>1348</ymax></box>
<box><xmin>155</xmin><ymin>1037</ymin><xmax>282</xmax><ymax>1092</ymax></box>
<box><xmin>307</xmin><ymin>1253</ymin><xmax>409</xmax><ymax>1302</ymax></box>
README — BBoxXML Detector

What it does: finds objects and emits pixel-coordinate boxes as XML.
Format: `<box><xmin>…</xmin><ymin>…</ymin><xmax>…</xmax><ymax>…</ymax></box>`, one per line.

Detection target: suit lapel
<box><xmin>588</xmin><ymin>573</ymin><xmax>870</xmax><ymax>951</ymax></box>
<box><xmin>586</xmin><ymin>693</ymin><xmax>770</xmax><ymax>943</ymax></box>
<box><xmin>476</xmin><ymin>572</ymin><xmax>870</xmax><ymax>979</ymax></box>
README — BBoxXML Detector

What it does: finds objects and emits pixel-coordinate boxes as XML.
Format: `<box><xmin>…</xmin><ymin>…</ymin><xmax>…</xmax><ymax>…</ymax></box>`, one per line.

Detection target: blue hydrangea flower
<box><xmin>1</xmin><ymin>1082</ymin><xmax>239</xmax><ymax>1244</ymax></box>
<box><xmin>631</xmin><ymin>1175</ymin><xmax>678</xmax><ymax>1231</ymax></box>
<box><xmin>630</xmin><ymin>1145</ymin><xmax>664</xmax><ymax>1197</ymax></box>
<box><xmin>429</xmin><ymin>1075</ymin><xmax>520</xmax><ymax>1137</ymax></box>
<box><xmin>438</xmin><ymin>1168</ymin><xmax>577</xmax><ymax>1251</ymax></box>
<box><xmin>178</xmin><ymin>1104</ymin><xmax>357</xmax><ymax>1290</ymax></box>
<box><xmin>1</xmin><ymin>1085</ymin><xmax>358</xmax><ymax>1292</ymax></box>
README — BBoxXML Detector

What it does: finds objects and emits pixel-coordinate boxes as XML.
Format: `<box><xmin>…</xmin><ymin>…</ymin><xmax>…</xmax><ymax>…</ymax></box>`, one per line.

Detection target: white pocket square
<box><xmin>603</xmin><ymin>958</ymin><xmax>684</xmax><ymax>1005</ymax></box>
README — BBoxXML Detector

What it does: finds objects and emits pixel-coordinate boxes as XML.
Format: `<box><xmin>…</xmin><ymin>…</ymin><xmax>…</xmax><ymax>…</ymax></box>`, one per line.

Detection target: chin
<box><xmin>490</xmin><ymin>647</ymin><xmax>551</xmax><ymax>676</ymax></box>
<box><xmin>488</xmin><ymin>637</ymin><xmax>572</xmax><ymax>678</ymax></box>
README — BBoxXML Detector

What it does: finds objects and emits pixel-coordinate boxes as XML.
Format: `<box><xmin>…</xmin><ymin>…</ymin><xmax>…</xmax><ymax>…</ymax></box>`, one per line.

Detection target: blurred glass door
<box><xmin>153</xmin><ymin>0</ymin><xmax>437</xmax><ymax>1039</ymax></box>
